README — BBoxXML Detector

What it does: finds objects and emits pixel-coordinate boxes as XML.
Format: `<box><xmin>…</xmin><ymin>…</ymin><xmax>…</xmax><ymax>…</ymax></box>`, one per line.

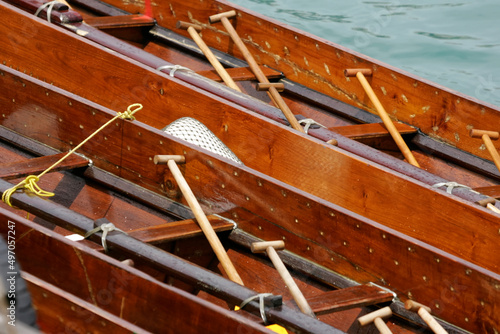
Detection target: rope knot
<box><xmin>117</xmin><ymin>103</ymin><xmax>143</xmax><ymax>121</ymax></box>
<box><xmin>156</xmin><ymin>64</ymin><xmax>191</xmax><ymax>77</ymax></box>
<box><xmin>85</xmin><ymin>222</ymin><xmax>124</xmax><ymax>252</ymax></box>
<box><xmin>432</xmin><ymin>181</ymin><xmax>476</xmax><ymax>194</ymax></box>
<box><xmin>24</xmin><ymin>174</ymin><xmax>55</xmax><ymax>197</ymax></box>
<box><xmin>297</xmin><ymin>118</ymin><xmax>326</xmax><ymax>134</ymax></box>
<box><xmin>239</xmin><ymin>293</ymin><xmax>273</xmax><ymax>325</ymax></box>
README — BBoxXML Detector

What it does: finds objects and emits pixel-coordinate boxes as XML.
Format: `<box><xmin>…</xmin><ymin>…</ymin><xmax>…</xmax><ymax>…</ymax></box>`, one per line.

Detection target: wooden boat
<box><xmin>0</xmin><ymin>127</ymin><xmax>491</xmax><ymax>334</ymax></box>
<box><xmin>0</xmin><ymin>2</ymin><xmax>499</xmax><ymax>333</ymax></box>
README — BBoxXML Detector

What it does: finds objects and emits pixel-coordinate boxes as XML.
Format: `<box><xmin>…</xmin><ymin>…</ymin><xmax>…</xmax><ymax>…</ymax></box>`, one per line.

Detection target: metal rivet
<box><xmin>245</xmin><ymin>196</ymin><xmax>250</xmax><ymax>201</ymax></box>
<box><xmin>160</xmin><ymin>140</ymin><xmax>163</xmax><ymax>145</ymax></box>
<box><xmin>79</xmin><ymin>125</ymin><xmax>84</xmax><ymax>129</ymax></box>
<box><xmin>294</xmin><ymin>218</ymin><xmax>299</xmax><ymax>224</ymax></box>
<box><xmin>369</xmin><ymin>248</ymin><xmax>374</xmax><ymax>254</ymax></box>
<box><xmin>435</xmin><ymin>258</ymin><xmax>440</xmax><ymax>263</ymax></box>
<box><xmin>423</xmin><ymin>275</ymin><xmax>428</xmax><ymax>281</ymax></box>
<box><xmin>270</xmin><ymin>207</ymin><xmax>274</xmax><ymax>212</ymax></box>
<box><xmin>281</xmin><ymin>190</ymin><xmax>287</xmax><ymax>197</ymax></box>
<box><xmin>221</xmin><ymin>184</ymin><xmax>225</xmax><ymax>189</ymax></box>
<box><xmin>306</xmin><ymin>246</ymin><xmax>310</xmax><ymax>251</ymax></box>
<box><xmin>435</xmin><ymin>303</ymin><xmax>440</xmax><ymax>309</ymax></box>
<box><xmin>329</xmin><ymin>212</ymin><xmax>335</xmax><ymax>217</ymax></box>
<box><xmin>343</xmin><ymin>241</ymin><xmax>348</xmax><ymax>247</ymax></box>
<box><xmin>382</xmin><ymin>234</ymin><xmax>387</xmax><ymax>239</ymax></box>
<box><xmin>258</xmin><ymin>226</ymin><xmax>262</xmax><ymax>230</ymax></box>
<box><xmin>160</xmin><ymin>88</ymin><xmax>164</xmax><ymax>95</ymax></box>
<box><xmin>465</xmin><ymin>268</ymin><xmax>472</xmax><ymax>275</ymax></box>
<box><xmin>233</xmin><ymin>171</ymin><xmax>238</xmax><ymax>176</ymax></box>
<box><xmin>257</xmin><ymin>180</ymin><xmax>262</xmax><ymax>186</ymax></box>
<box><xmin>319</xmin><ymin>231</ymin><xmax>324</xmax><ymax>236</ymax></box>
<box><xmin>394</xmin><ymin>260</ymin><xmax>399</xmax><ymax>266</ymax></box>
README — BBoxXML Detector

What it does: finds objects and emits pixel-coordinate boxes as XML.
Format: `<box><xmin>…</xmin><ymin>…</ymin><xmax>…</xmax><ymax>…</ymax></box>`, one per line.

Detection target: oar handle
<box><xmin>355</xmin><ymin>71</ymin><xmax>420</xmax><ymax>167</ymax></box>
<box><xmin>178</xmin><ymin>21</ymin><xmax>242</xmax><ymax>92</ymax></box>
<box><xmin>209</xmin><ymin>11</ymin><xmax>305</xmax><ymax>133</ymax></box>
<box><xmin>470</xmin><ymin>129</ymin><xmax>500</xmax><ymax>172</ymax></box>
<box><xmin>167</xmin><ymin>159</ymin><xmax>244</xmax><ymax>286</ymax></box>
<box><xmin>265</xmin><ymin>246</ymin><xmax>316</xmax><ymax>318</ymax></box>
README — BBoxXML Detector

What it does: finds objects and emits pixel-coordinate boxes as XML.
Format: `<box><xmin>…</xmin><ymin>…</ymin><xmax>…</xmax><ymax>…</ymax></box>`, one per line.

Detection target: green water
<box><xmin>228</xmin><ymin>0</ymin><xmax>500</xmax><ymax>108</ymax></box>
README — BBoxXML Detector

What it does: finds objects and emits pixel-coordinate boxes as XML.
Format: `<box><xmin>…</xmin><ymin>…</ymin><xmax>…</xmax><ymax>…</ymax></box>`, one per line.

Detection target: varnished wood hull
<box><xmin>0</xmin><ymin>3</ymin><xmax>499</xmax><ymax>333</ymax></box>
<box><xmin>89</xmin><ymin>0</ymin><xmax>500</xmax><ymax>166</ymax></box>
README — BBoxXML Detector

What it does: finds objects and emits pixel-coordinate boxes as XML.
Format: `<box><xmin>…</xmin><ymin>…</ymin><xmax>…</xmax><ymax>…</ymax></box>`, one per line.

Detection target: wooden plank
<box><xmin>127</xmin><ymin>215</ymin><xmax>234</xmax><ymax>244</ymax></box>
<box><xmin>84</xmin><ymin>14</ymin><xmax>155</xmax><ymax>29</ymax></box>
<box><xmin>331</xmin><ymin>123</ymin><xmax>417</xmax><ymax>139</ymax></box>
<box><xmin>25</xmin><ymin>272</ymin><xmax>152</xmax><ymax>334</ymax></box>
<box><xmin>197</xmin><ymin>66</ymin><xmax>282</xmax><ymax>82</ymax></box>
<box><xmin>0</xmin><ymin>153</ymin><xmax>89</xmax><ymax>180</ymax></box>
<box><xmin>307</xmin><ymin>285</ymin><xmax>394</xmax><ymax>315</ymax></box>
<box><xmin>474</xmin><ymin>185</ymin><xmax>500</xmax><ymax>198</ymax></box>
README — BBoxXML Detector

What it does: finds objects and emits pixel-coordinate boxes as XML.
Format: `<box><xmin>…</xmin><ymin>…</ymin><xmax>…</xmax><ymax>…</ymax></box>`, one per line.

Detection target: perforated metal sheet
<box><xmin>163</xmin><ymin>117</ymin><xmax>243</xmax><ymax>164</ymax></box>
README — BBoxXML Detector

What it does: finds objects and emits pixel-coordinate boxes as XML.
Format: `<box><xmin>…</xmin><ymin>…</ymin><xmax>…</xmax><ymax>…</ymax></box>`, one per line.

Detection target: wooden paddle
<box><xmin>154</xmin><ymin>155</ymin><xmax>244</xmax><ymax>286</ymax></box>
<box><xmin>345</xmin><ymin>69</ymin><xmax>420</xmax><ymax>167</ymax></box>
<box><xmin>177</xmin><ymin>21</ymin><xmax>242</xmax><ymax>92</ymax></box>
<box><xmin>470</xmin><ymin>129</ymin><xmax>500</xmax><ymax>173</ymax></box>
<box><xmin>209</xmin><ymin>11</ymin><xmax>305</xmax><ymax>133</ymax></box>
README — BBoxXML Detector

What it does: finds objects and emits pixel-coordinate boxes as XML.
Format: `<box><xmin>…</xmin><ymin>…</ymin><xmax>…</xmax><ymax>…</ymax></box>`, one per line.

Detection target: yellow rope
<box><xmin>1</xmin><ymin>103</ymin><xmax>142</xmax><ymax>208</ymax></box>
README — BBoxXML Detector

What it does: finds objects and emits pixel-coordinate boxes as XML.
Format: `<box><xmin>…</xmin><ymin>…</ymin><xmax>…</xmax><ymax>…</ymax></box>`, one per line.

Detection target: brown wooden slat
<box><xmin>474</xmin><ymin>185</ymin><xmax>500</xmax><ymax>198</ymax></box>
<box><xmin>331</xmin><ymin>123</ymin><xmax>417</xmax><ymax>139</ymax></box>
<box><xmin>84</xmin><ymin>14</ymin><xmax>155</xmax><ymax>29</ymax></box>
<box><xmin>197</xmin><ymin>66</ymin><xmax>283</xmax><ymax>82</ymax></box>
<box><xmin>25</xmin><ymin>272</ymin><xmax>152</xmax><ymax>334</ymax></box>
<box><xmin>0</xmin><ymin>153</ymin><xmax>89</xmax><ymax>180</ymax></box>
<box><xmin>127</xmin><ymin>215</ymin><xmax>234</xmax><ymax>244</ymax></box>
<box><xmin>307</xmin><ymin>285</ymin><xmax>394</xmax><ymax>316</ymax></box>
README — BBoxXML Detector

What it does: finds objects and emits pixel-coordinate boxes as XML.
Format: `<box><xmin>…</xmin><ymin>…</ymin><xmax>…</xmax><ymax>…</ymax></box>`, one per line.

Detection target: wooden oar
<box><xmin>177</xmin><ymin>21</ymin><xmax>242</xmax><ymax>92</ymax></box>
<box><xmin>470</xmin><ymin>129</ymin><xmax>500</xmax><ymax>172</ymax></box>
<box><xmin>252</xmin><ymin>240</ymin><xmax>316</xmax><ymax>318</ymax></box>
<box><xmin>345</xmin><ymin>69</ymin><xmax>420</xmax><ymax>167</ymax></box>
<box><xmin>405</xmin><ymin>300</ymin><xmax>448</xmax><ymax>334</ymax></box>
<box><xmin>358</xmin><ymin>307</ymin><xmax>393</xmax><ymax>334</ymax></box>
<box><xmin>154</xmin><ymin>155</ymin><xmax>244</xmax><ymax>286</ymax></box>
<box><xmin>209</xmin><ymin>11</ymin><xmax>305</xmax><ymax>133</ymax></box>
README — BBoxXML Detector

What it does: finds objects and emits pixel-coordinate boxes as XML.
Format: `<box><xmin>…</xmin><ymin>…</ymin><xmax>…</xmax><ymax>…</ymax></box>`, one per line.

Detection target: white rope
<box><xmin>298</xmin><ymin>118</ymin><xmax>326</xmax><ymax>134</ymax></box>
<box><xmin>35</xmin><ymin>0</ymin><xmax>60</xmax><ymax>23</ymax></box>
<box><xmin>431</xmin><ymin>181</ymin><xmax>478</xmax><ymax>194</ymax></box>
<box><xmin>84</xmin><ymin>222</ymin><xmax>124</xmax><ymax>252</ymax></box>
<box><xmin>239</xmin><ymin>293</ymin><xmax>273</xmax><ymax>324</ymax></box>
<box><xmin>157</xmin><ymin>65</ymin><xmax>191</xmax><ymax>77</ymax></box>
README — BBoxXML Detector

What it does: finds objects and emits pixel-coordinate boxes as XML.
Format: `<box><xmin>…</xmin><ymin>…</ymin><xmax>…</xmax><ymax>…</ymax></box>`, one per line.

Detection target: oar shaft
<box><xmin>266</xmin><ymin>246</ymin><xmax>316</xmax><ymax>318</ymax></box>
<box><xmin>417</xmin><ymin>308</ymin><xmax>448</xmax><ymax>334</ymax></box>
<box><xmin>219</xmin><ymin>17</ymin><xmax>305</xmax><ymax>133</ymax></box>
<box><xmin>167</xmin><ymin>159</ymin><xmax>244</xmax><ymax>285</ymax></box>
<box><xmin>186</xmin><ymin>26</ymin><xmax>242</xmax><ymax>92</ymax></box>
<box><xmin>482</xmin><ymin>134</ymin><xmax>500</xmax><ymax>172</ymax></box>
<box><xmin>356</xmin><ymin>71</ymin><xmax>419</xmax><ymax>167</ymax></box>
